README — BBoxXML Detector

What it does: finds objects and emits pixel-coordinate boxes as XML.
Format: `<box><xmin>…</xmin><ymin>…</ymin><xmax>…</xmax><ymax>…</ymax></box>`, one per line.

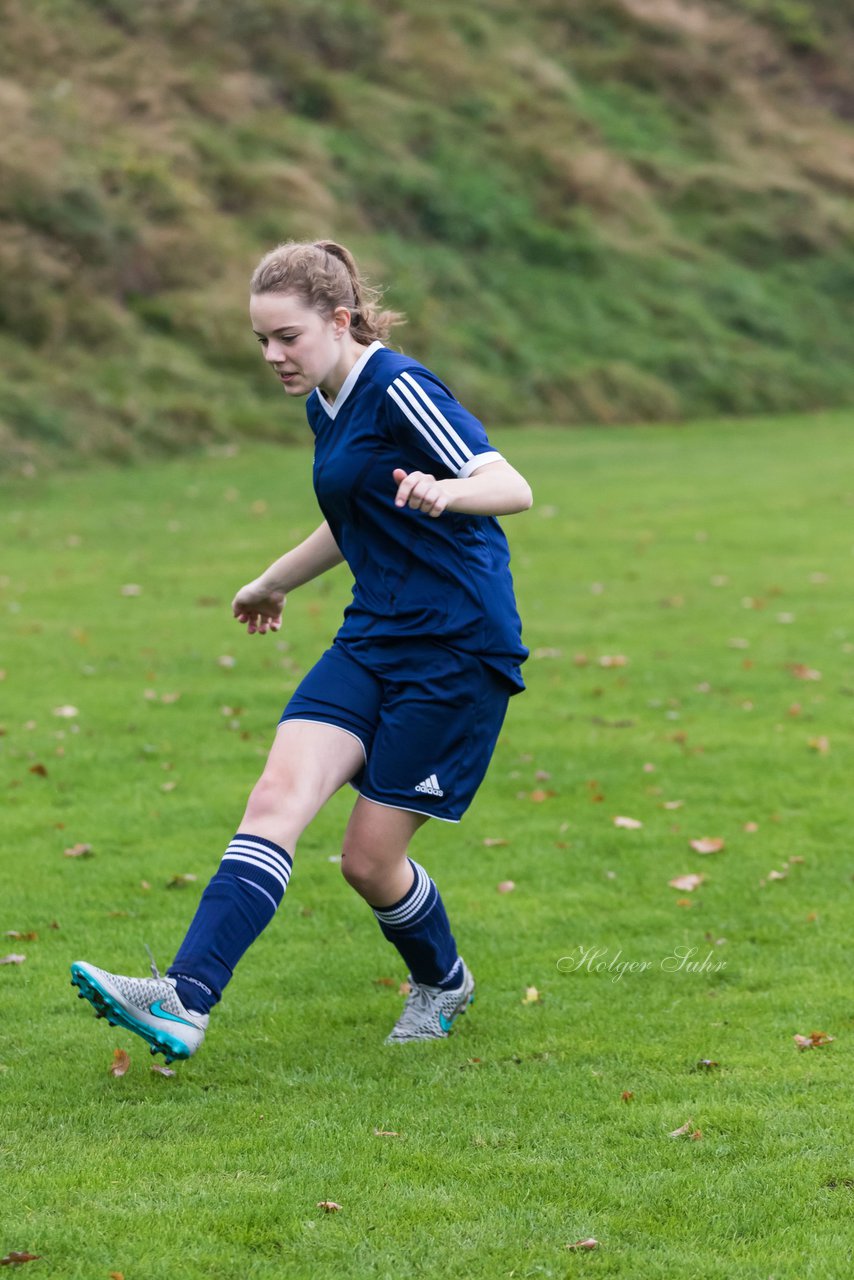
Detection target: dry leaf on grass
<box><xmin>0</xmin><ymin>954</ymin><xmax>26</xmax><ymax>965</ymax></box>
<box><xmin>373</xmin><ymin>1128</ymin><xmax>401</xmax><ymax>1137</ymax></box>
<box><xmin>690</xmin><ymin>837</ymin><xmax>725</xmax><ymax>855</ymax></box>
<box><xmin>566</xmin><ymin>1238</ymin><xmax>598</xmax><ymax>1251</ymax></box>
<box><xmin>52</xmin><ymin>704</ymin><xmax>79</xmax><ymax>718</ymax></box>
<box><xmin>668</xmin><ymin>874</ymin><xmax>705</xmax><ymax>892</ymax></box>
<box><xmin>4</xmin><ymin>931</ymin><xmax>37</xmax><ymax>941</ymax></box>
<box><xmin>668</xmin><ymin>1120</ymin><xmax>694</xmax><ymax>1137</ymax></box>
<box><xmin>64</xmin><ymin>843</ymin><xmax>93</xmax><ymax>858</ymax></box>
<box><xmin>497</xmin><ymin>881</ymin><xmax>516</xmax><ymax>893</ymax></box>
<box><xmin>522</xmin><ymin>986</ymin><xmax>541</xmax><ymax>1004</ymax></box>
<box><xmin>109</xmin><ymin>1049</ymin><xmax>130</xmax><ymax>1077</ymax></box>
<box><xmin>151</xmin><ymin>1064</ymin><xmax>176</xmax><ymax>1078</ymax></box>
<box><xmin>0</xmin><ymin>1252</ymin><xmax>42</xmax><ymax>1265</ymax></box>
<box><xmin>166</xmin><ymin>874</ymin><xmax>197</xmax><ymax>888</ymax></box>
<box><xmin>317</xmin><ymin>1201</ymin><xmax>342</xmax><ymax>1212</ymax></box>
<box><xmin>789</xmin><ymin>664</ymin><xmax>821</xmax><ymax>681</ymax></box>
<box><xmin>621</xmin><ymin>1091</ymin><xmax>634</xmax><ymax>1102</ymax></box>
<box><xmin>482</xmin><ymin>838</ymin><xmax>508</xmax><ymax>847</ymax></box>
<box><xmin>794</xmin><ymin>1031</ymin><xmax>834</xmax><ymax>1050</ymax></box>
<box><xmin>613</xmin><ymin>815</ymin><xmax>643</xmax><ymax>829</ymax></box>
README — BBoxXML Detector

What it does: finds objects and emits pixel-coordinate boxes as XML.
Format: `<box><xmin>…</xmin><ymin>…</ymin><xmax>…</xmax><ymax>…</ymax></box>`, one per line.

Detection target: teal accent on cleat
<box><xmin>69</xmin><ymin>961</ymin><xmax>208</xmax><ymax>1061</ymax></box>
<box><xmin>385</xmin><ymin>961</ymin><xmax>475</xmax><ymax>1044</ymax></box>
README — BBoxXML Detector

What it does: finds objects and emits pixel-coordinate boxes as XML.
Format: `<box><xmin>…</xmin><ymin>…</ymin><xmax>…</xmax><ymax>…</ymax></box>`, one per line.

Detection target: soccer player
<box><xmin>71</xmin><ymin>240</ymin><xmax>532</xmax><ymax>1062</ymax></box>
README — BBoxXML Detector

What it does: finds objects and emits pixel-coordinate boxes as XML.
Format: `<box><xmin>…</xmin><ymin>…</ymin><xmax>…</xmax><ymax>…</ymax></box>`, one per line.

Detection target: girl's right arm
<box><xmin>232</xmin><ymin>521</ymin><xmax>345</xmax><ymax>634</ymax></box>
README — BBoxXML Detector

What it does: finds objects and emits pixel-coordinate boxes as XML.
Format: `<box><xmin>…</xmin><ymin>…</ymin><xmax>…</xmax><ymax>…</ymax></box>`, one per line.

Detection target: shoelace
<box><xmin>394</xmin><ymin>982</ymin><xmax>437</xmax><ymax>1033</ymax></box>
<box><xmin>144</xmin><ymin>942</ymin><xmax>162</xmax><ymax>980</ymax></box>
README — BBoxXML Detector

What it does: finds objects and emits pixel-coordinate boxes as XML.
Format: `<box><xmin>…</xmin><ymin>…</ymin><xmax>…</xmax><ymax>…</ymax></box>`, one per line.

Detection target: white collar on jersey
<box><xmin>314</xmin><ymin>340</ymin><xmax>385</xmax><ymax>420</ymax></box>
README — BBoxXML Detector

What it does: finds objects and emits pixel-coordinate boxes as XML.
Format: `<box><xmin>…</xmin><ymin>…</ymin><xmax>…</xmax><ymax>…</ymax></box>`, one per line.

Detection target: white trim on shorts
<box><xmin>356</xmin><ymin>792</ymin><xmax>461</xmax><ymax>825</ymax></box>
<box><xmin>277</xmin><ymin>716</ymin><xmax>368</xmax><ymax>766</ymax></box>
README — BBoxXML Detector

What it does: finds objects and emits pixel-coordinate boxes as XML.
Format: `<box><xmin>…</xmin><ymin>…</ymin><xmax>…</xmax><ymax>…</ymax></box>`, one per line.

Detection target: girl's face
<box><xmin>250</xmin><ymin>292</ymin><xmax>351</xmax><ymax>398</ymax></box>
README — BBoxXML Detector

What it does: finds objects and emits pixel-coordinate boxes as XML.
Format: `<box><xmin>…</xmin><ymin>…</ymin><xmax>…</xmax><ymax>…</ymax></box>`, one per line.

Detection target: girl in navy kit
<box><xmin>71</xmin><ymin>240</ymin><xmax>532</xmax><ymax>1062</ymax></box>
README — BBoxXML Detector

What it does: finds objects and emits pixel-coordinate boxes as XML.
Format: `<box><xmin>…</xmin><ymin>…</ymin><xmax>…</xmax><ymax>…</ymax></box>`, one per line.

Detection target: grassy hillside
<box><xmin>1</xmin><ymin>0</ymin><xmax>853</xmax><ymax>466</ymax></box>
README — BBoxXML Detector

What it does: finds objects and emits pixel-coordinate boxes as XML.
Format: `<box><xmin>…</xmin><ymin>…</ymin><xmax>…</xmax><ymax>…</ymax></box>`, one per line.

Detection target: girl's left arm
<box><xmin>392</xmin><ymin>460</ymin><xmax>533</xmax><ymax>519</ymax></box>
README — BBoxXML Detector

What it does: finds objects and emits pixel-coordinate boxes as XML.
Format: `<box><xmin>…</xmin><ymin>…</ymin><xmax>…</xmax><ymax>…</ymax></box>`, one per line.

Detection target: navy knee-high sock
<box><xmin>167</xmin><ymin>833</ymin><xmax>292</xmax><ymax>1014</ymax></box>
<box><xmin>370</xmin><ymin>858</ymin><xmax>461</xmax><ymax>989</ymax></box>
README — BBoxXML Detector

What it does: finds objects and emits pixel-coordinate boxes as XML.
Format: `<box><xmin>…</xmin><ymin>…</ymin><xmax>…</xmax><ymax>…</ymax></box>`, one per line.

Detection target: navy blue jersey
<box><xmin>305</xmin><ymin>342</ymin><xmax>528</xmax><ymax>692</ymax></box>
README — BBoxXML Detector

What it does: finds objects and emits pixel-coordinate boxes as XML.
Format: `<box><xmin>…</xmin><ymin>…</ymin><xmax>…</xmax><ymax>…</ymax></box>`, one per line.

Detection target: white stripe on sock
<box><xmin>222</xmin><ymin>853</ymin><xmax>290</xmax><ymax>896</ymax></box>
<box><xmin>373</xmin><ymin>862</ymin><xmax>432</xmax><ymax>926</ymax></box>
<box><xmin>228</xmin><ymin>838</ymin><xmax>292</xmax><ymax>876</ymax></box>
<box><xmin>236</xmin><ymin>875</ymin><xmax>280</xmax><ymax>912</ymax></box>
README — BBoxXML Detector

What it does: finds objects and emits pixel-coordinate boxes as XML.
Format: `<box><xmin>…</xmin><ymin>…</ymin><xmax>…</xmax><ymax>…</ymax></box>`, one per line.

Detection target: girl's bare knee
<box><xmin>242</xmin><ymin>772</ymin><xmax>316</xmax><ymax>834</ymax></box>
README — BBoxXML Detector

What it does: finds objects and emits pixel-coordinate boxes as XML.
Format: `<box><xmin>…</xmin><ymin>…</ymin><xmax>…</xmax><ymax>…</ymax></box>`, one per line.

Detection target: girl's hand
<box><xmin>231</xmin><ymin>580</ymin><xmax>286</xmax><ymax>634</ymax></box>
<box><xmin>392</xmin><ymin>468</ymin><xmax>449</xmax><ymax>518</ymax></box>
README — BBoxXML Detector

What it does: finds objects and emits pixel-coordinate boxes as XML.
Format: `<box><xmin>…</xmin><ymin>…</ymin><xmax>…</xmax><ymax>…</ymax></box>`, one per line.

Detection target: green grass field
<box><xmin>3</xmin><ymin>413</ymin><xmax>854</xmax><ymax>1278</ymax></box>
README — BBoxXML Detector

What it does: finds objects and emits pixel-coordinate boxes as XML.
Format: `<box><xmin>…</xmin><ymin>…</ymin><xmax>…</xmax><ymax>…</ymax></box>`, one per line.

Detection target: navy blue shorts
<box><xmin>278</xmin><ymin>638</ymin><xmax>511</xmax><ymax>823</ymax></box>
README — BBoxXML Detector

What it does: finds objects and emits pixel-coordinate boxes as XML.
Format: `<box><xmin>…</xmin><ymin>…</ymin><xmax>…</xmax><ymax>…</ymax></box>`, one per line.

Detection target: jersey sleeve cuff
<box><xmin>457</xmin><ymin>451</ymin><xmax>504</xmax><ymax>479</ymax></box>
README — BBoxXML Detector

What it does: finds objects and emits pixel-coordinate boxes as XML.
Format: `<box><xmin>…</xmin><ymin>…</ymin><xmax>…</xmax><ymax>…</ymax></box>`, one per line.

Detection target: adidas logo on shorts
<box><xmin>414</xmin><ymin>773</ymin><xmax>444</xmax><ymax>797</ymax></box>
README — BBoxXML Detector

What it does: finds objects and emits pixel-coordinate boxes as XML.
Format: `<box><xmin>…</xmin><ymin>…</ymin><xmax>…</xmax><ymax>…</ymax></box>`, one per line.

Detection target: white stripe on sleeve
<box><xmin>388</xmin><ymin>378</ymin><xmax>472</xmax><ymax>474</ymax></box>
<box><xmin>400</xmin><ymin>373</ymin><xmax>481</xmax><ymax>463</ymax></box>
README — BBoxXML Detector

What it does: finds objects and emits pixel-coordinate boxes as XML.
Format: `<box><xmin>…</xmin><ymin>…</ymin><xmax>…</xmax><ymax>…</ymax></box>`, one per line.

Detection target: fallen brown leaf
<box><xmin>566</xmin><ymin>1238</ymin><xmax>598</xmax><ymax>1251</ymax></box>
<box><xmin>789</xmin><ymin>664</ymin><xmax>821</xmax><ymax>681</ymax></box>
<box><xmin>151</xmin><ymin>1064</ymin><xmax>176</xmax><ymax>1078</ymax></box>
<box><xmin>28</xmin><ymin>763</ymin><xmax>48</xmax><ymax>777</ymax></box>
<box><xmin>690</xmin><ymin>837</ymin><xmax>725</xmax><ymax>855</ymax></box>
<box><xmin>621</xmin><ymin>1091</ymin><xmax>634</xmax><ymax>1102</ymax></box>
<box><xmin>668</xmin><ymin>874</ymin><xmax>705</xmax><ymax>892</ymax></box>
<box><xmin>529</xmin><ymin>789</ymin><xmax>555</xmax><ymax>802</ymax></box>
<box><xmin>64</xmin><ymin>843</ymin><xmax>93</xmax><ymax>858</ymax></box>
<box><xmin>4</xmin><ymin>931</ymin><xmax>37</xmax><ymax>941</ymax></box>
<box><xmin>110</xmin><ymin>1049</ymin><xmax>131</xmax><ymax>1077</ymax></box>
<box><xmin>398</xmin><ymin>981</ymin><xmax>411</xmax><ymax>996</ymax></box>
<box><xmin>482</xmin><ymin>837</ymin><xmax>508</xmax><ymax>847</ymax></box>
<box><xmin>496</xmin><ymin>880</ymin><xmax>516</xmax><ymax>893</ymax></box>
<box><xmin>0</xmin><ymin>1253</ymin><xmax>42</xmax><ymax>1266</ymax></box>
<box><xmin>808</xmin><ymin>736</ymin><xmax>830</xmax><ymax>754</ymax></box>
<box><xmin>613</xmin><ymin>815</ymin><xmax>643</xmax><ymax>829</ymax></box>
<box><xmin>668</xmin><ymin>1120</ymin><xmax>693</xmax><ymax>1137</ymax></box>
<box><xmin>372</xmin><ymin>977</ymin><xmax>397</xmax><ymax>988</ymax></box>
<box><xmin>0</xmin><ymin>954</ymin><xmax>25</xmax><ymax>965</ymax></box>
<box><xmin>166</xmin><ymin>874</ymin><xmax>197</xmax><ymax>888</ymax></box>
<box><xmin>317</xmin><ymin>1201</ymin><xmax>342</xmax><ymax>1212</ymax></box>
<box><xmin>794</xmin><ymin>1030</ymin><xmax>834</xmax><ymax>1050</ymax></box>
<box><xmin>373</xmin><ymin>1128</ymin><xmax>401</xmax><ymax>1137</ymax></box>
